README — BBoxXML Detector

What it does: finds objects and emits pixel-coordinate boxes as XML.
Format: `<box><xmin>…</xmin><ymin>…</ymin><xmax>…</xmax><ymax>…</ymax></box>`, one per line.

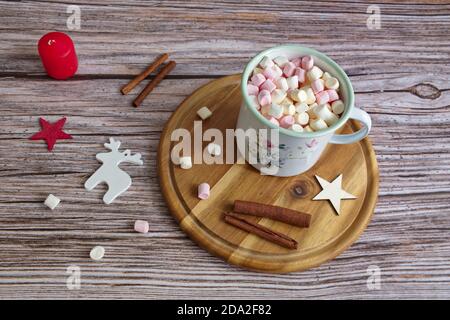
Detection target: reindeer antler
<box><xmin>104</xmin><ymin>137</ymin><xmax>121</xmax><ymax>151</ymax></box>
<box><xmin>122</xmin><ymin>149</ymin><xmax>143</xmax><ymax>165</ymax></box>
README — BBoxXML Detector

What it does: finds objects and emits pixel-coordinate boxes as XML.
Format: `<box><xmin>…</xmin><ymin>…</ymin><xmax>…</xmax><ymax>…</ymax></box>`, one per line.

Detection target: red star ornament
<box><xmin>29</xmin><ymin>117</ymin><xmax>73</xmax><ymax>151</ymax></box>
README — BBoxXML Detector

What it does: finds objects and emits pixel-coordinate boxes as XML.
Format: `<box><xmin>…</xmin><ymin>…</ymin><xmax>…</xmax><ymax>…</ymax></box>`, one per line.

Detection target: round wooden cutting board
<box><xmin>158</xmin><ymin>74</ymin><xmax>379</xmax><ymax>273</ymax></box>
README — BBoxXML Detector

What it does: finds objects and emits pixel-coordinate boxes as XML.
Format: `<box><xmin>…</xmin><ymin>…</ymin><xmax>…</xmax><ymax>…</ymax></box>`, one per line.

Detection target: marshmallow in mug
<box><xmin>247</xmin><ymin>54</ymin><xmax>344</xmax><ymax>132</ymax></box>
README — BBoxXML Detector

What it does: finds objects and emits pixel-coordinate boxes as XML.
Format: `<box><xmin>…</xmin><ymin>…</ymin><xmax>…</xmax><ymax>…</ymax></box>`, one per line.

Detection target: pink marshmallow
<box><xmin>260</xmin><ymin>79</ymin><xmax>276</xmax><ymax>93</ymax></box>
<box><xmin>326</xmin><ymin>89</ymin><xmax>339</xmax><ymax>102</ymax></box>
<box><xmin>291</xmin><ymin>57</ymin><xmax>302</xmax><ymax>67</ymax></box>
<box><xmin>265</xmin><ymin>115</ymin><xmax>279</xmax><ymax>127</ymax></box>
<box><xmin>134</xmin><ymin>220</ymin><xmax>149</xmax><ymax>233</ymax></box>
<box><xmin>294</xmin><ymin>67</ymin><xmax>306</xmax><ymax>83</ymax></box>
<box><xmin>279</xmin><ymin>115</ymin><xmax>295</xmax><ymax>128</ymax></box>
<box><xmin>311</xmin><ymin>79</ymin><xmax>324</xmax><ymax>94</ymax></box>
<box><xmin>315</xmin><ymin>91</ymin><xmax>330</xmax><ymax>105</ymax></box>
<box><xmin>283</xmin><ymin>62</ymin><xmax>296</xmax><ymax>77</ymax></box>
<box><xmin>198</xmin><ymin>183</ymin><xmax>210</xmax><ymax>200</ymax></box>
<box><xmin>247</xmin><ymin>83</ymin><xmax>259</xmax><ymax>96</ymax></box>
<box><xmin>263</xmin><ymin>66</ymin><xmax>279</xmax><ymax>80</ymax></box>
<box><xmin>258</xmin><ymin>90</ymin><xmax>272</xmax><ymax>106</ymax></box>
<box><xmin>301</xmin><ymin>55</ymin><xmax>314</xmax><ymax>70</ymax></box>
<box><xmin>251</xmin><ymin>73</ymin><xmax>266</xmax><ymax>87</ymax></box>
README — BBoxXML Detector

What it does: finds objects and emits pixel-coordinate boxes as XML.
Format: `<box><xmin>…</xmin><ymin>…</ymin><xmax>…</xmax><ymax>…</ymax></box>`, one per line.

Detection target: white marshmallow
<box><xmin>322</xmin><ymin>72</ymin><xmax>332</xmax><ymax>80</ymax></box>
<box><xmin>180</xmin><ymin>156</ymin><xmax>192</xmax><ymax>169</ymax></box>
<box><xmin>286</xmin><ymin>76</ymin><xmax>299</xmax><ymax>90</ymax></box>
<box><xmin>332</xmin><ymin>100</ymin><xmax>345</xmax><ymax>115</ymax></box>
<box><xmin>271</xmin><ymin>89</ymin><xmax>287</xmax><ymax>104</ymax></box>
<box><xmin>44</xmin><ymin>194</ymin><xmax>60</xmax><ymax>210</ymax></box>
<box><xmin>273</xmin><ymin>64</ymin><xmax>283</xmax><ymax>78</ymax></box>
<box><xmin>197</xmin><ymin>106</ymin><xmax>212</xmax><ymax>120</ymax></box>
<box><xmin>295</xmin><ymin>112</ymin><xmax>310</xmax><ymax>125</ymax></box>
<box><xmin>90</xmin><ymin>246</ymin><xmax>105</xmax><ymax>261</ymax></box>
<box><xmin>273</xmin><ymin>56</ymin><xmax>289</xmax><ymax>67</ymax></box>
<box><xmin>310</xmin><ymin>118</ymin><xmax>328</xmax><ymax>131</ymax></box>
<box><xmin>312</xmin><ymin>104</ymin><xmax>339</xmax><ymax>126</ymax></box>
<box><xmin>290</xmin><ymin>124</ymin><xmax>304</xmax><ymax>132</ymax></box>
<box><xmin>307</xmin><ymin>66</ymin><xmax>324</xmax><ymax>82</ymax></box>
<box><xmin>304</xmin><ymin>125</ymin><xmax>313</xmax><ymax>132</ymax></box>
<box><xmin>305</xmin><ymin>87</ymin><xmax>316</xmax><ymax>104</ymax></box>
<box><xmin>295</xmin><ymin>102</ymin><xmax>309</xmax><ymax>113</ymax></box>
<box><xmin>325</xmin><ymin>77</ymin><xmax>340</xmax><ymax>90</ymax></box>
<box><xmin>268</xmin><ymin>103</ymin><xmax>283</xmax><ymax>119</ymax></box>
<box><xmin>259</xmin><ymin>56</ymin><xmax>274</xmax><ymax>69</ymax></box>
<box><xmin>275</xmin><ymin>77</ymin><xmax>289</xmax><ymax>91</ymax></box>
<box><xmin>290</xmin><ymin>89</ymin><xmax>307</xmax><ymax>103</ymax></box>
<box><xmin>207</xmin><ymin>143</ymin><xmax>221</xmax><ymax>156</ymax></box>
<box><xmin>253</xmin><ymin>67</ymin><xmax>264</xmax><ymax>75</ymax></box>
<box><xmin>249</xmin><ymin>95</ymin><xmax>260</xmax><ymax>110</ymax></box>
<box><xmin>283</xmin><ymin>104</ymin><xmax>296</xmax><ymax>116</ymax></box>
<box><xmin>280</xmin><ymin>97</ymin><xmax>294</xmax><ymax>107</ymax></box>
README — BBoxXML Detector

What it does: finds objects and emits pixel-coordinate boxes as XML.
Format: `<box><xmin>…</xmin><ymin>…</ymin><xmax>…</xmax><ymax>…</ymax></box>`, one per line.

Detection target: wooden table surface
<box><xmin>0</xmin><ymin>0</ymin><xmax>449</xmax><ymax>299</ymax></box>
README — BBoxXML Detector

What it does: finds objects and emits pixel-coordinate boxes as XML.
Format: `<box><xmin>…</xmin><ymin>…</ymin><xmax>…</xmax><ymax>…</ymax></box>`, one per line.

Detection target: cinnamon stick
<box><xmin>133</xmin><ymin>60</ymin><xmax>176</xmax><ymax>107</ymax></box>
<box><xmin>234</xmin><ymin>200</ymin><xmax>311</xmax><ymax>228</ymax></box>
<box><xmin>121</xmin><ymin>53</ymin><xmax>169</xmax><ymax>95</ymax></box>
<box><xmin>224</xmin><ymin>212</ymin><xmax>298</xmax><ymax>249</ymax></box>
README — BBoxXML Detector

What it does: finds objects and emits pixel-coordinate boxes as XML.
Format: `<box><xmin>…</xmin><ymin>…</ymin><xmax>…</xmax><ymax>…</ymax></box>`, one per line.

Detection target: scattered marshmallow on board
<box><xmin>85</xmin><ymin>137</ymin><xmax>143</xmax><ymax>204</ymax></box>
<box><xmin>44</xmin><ymin>194</ymin><xmax>60</xmax><ymax>210</ymax></box>
<box><xmin>312</xmin><ymin>174</ymin><xmax>356</xmax><ymax>215</ymax></box>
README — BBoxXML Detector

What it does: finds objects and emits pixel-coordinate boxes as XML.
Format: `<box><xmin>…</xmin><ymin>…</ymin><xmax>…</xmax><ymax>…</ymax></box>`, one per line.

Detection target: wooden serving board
<box><xmin>158</xmin><ymin>74</ymin><xmax>379</xmax><ymax>273</ymax></box>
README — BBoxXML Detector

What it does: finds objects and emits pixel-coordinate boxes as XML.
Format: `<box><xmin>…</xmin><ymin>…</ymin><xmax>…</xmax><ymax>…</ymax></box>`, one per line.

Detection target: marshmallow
<box><xmin>180</xmin><ymin>156</ymin><xmax>192</xmax><ymax>169</ymax></box>
<box><xmin>259</xmin><ymin>56</ymin><xmax>274</xmax><ymax>69</ymax></box>
<box><xmin>324</xmin><ymin>77</ymin><xmax>340</xmax><ymax>90</ymax></box>
<box><xmin>295</xmin><ymin>102</ymin><xmax>309</xmax><ymax>113</ymax></box>
<box><xmin>207</xmin><ymin>143</ymin><xmax>221</xmax><ymax>156</ymax></box>
<box><xmin>294</xmin><ymin>67</ymin><xmax>306</xmax><ymax>83</ymax></box>
<box><xmin>280</xmin><ymin>97</ymin><xmax>294</xmax><ymax>107</ymax></box>
<box><xmin>263</xmin><ymin>66</ymin><xmax>279</xmax><ymax>80</ymax></box>
<box><xmin>304</xmin><ymin>125</ymin><xmax>313</xmax><ymax>132</ymax></box>
<box><xmin>274</xmin><ymin>56</ymin><xmax>289</xmax><ymax>67</ymax></box>
<box><xmin>332</xmin><ymin>100</ymin><xmax>345</xmax><ymax>115</ymax></box>
<box><xmin>253</xmin><ymin>67</ymin><xmax>264</xmax><ymax>75</ymax></box>
<box><xmin>134</xmin><ymin>220</ymin><xmax>149</xmax><ymax>233</ymax></box>
<box><xmin>326</xmin><ymin>89</ymin><xmax>339</xmax><ymax>102</ymax></box>
<box><xmin>90</xmin><ymin>246</ymin><xmax>105</xmax><ymax>261</ymax></box>
<box><xmin>251</xmin><ymin>73</ymin><xmax>266</xmax><ymax>87</ymax></box>
<box><xmin>283</xmin><ymin>62</ymin><xmax>296</xmax><ymax>77</ymax></box>
<box><xmin>296</xmin><ymin>112</ymin><xmax>310</xmax><ymax>125</ymax></box>
<box><xmin>44</xmin><ymin>194</ymin><xmax>60</xmax><ymax>210</ymax></box>
<box><xmin>260</xmin><ymin>104</ymin><xmax>270</xmax><ymax>115</ymax></box>
<box><xmin>268</xmin><ymin>103</ymin><xmax>283</xmax><ymax>119</ymax></box>
<box><xmin>311</xmin><ymin>79</ymin><xmax>325</xmax><ymax>94</ymax></box>
<box><xmin>258</xmin><ymin>90</ymin><xmax>272</xmax><ymax>106</ymax></box>
<box><xmin>301</xmin><ymin>55</ymin><xmax>314</xmax><ymax>70</ymax></box>
<box><xmin>275</xmin><ymin>77</ymin><xmax>289</xmax><ymax>91</ymax></box>
<box><xmin>260</xmin><ymin>79</ymin><xmax>276</xmax><ymax>92</ymax></box>
<box><xmin>279</xmin><ymin>115</ymin><xmax>295</xmax><ymax>128</ymax></box>
<box><xmin>197</xmin><ymin>106</ymin><xmax>212</xmax><ymax>120</ymax></box>
<box><xmin>286</xmin><ymin>76</ymin><xmax>299</xmax><ymax>90</ymax></box>
<box><xmin>290</xmin><ymin>124</ymin><xmax>304</xmax><ymax>132</ymax></box>
<box><xmin>315</xmin><ymin>91</ymin><xmax>330</xmax><ymax>105</ymax></box>
<box><xmin>290</xmin><ymin>89</ymin><xmax>307</xmax><ymax>103</ymax></box>
<box><xmin>247</xmin><ymin>84</ymin><xmax>259</xmax><ymax>96</ymax></box>
<box><xmin>265</xmin><ymin>115</ymin><xmax>279</xmax><ymax>126</ymax></box>
<box><xmin>271</xmin><ymin>89</ymin><xmax>287</xmax><ymax>104</ymax></box>
<box><xmin>307</xmin><ymin>66</ymin><xmax>324</xmax><ymax>81</ymax></box>
<box><xmin>282</xmin><ymin>104</ymin><xmax>296</xmax><ymax>116</ymax></box>
<box><xmin>198</xmin><ymin>183</ymin><xmax>210</xmax><ymax>200</ymax></box>
<box><xmin>310</xmin><ymin>118</ymin><xmax>328</xmax><ymax>131</ymax></box>
<box><xmin>273</xmin><ymin>65</ymin><xmax>283</xmax><ymax>78</ymax></box>
<box><xmin>312</xmin><ymin>104</ymin><xmax>339</xmax><ymax>126</ymax></box>
<box><xmin>305</xmin><ymin>87</ymin><xmax>316</xmax><ymax>104</ymax></box>
<box><xmin>322</xmin><ymin>72</ymin><xmax>332</xmax><ymax>80</ymax></box>
<box><xmin>291</xmin><ymin>57</ymin><xmax>302</xmax><ymax>67</ymax></box>
<box><xmin>249</xmin><ymin>95</ymin><xmax>260</xmax><ymax>110</ymax></box>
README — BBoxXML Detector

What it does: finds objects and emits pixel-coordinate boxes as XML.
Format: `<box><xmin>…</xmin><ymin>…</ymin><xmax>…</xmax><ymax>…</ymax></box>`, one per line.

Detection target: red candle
<box><xmin>38</xmin><ymin>32</ymin><xmax>78</xmax><ymax>80</ymax></box>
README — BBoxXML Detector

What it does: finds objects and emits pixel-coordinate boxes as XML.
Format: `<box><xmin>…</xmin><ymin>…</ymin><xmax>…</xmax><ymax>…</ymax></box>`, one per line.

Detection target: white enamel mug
<box><xmin>236</xmin><ymin>45</ymin><xmax>372</xmax><ymax>177</ymax></box>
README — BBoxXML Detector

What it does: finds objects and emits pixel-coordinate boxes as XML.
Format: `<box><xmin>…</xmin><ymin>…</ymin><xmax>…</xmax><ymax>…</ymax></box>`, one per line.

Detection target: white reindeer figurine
<box><xmin>85</xmin><ymin>137</ymin><xmax>143</xmax><ymax>204</ymax></box>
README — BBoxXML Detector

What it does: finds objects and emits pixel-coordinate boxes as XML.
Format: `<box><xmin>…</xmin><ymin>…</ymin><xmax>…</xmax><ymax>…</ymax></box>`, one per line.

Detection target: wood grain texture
<box><xmin>158</xmin><ymin>74</ymin><xmax>379</xmax><ymax>272</ymax></box>
<box><xmin>0</xmin><ymin>0</ymin><xmax>449</xmax><ymax>299</ymax></box>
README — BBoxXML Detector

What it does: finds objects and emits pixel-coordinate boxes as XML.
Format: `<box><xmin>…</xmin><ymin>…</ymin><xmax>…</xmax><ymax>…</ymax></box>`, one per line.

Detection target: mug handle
<box><xmin>329</xmin><ymin>107</ymin><xmax>372</xmax><ymax>144</ymax></box>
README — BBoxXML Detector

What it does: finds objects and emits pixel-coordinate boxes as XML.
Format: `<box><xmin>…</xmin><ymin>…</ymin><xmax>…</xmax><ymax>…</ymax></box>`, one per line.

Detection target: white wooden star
<box><xmin>312</xmin><ymin>174</ymin><xmax>356</xmax><ymax>215</ymax></box>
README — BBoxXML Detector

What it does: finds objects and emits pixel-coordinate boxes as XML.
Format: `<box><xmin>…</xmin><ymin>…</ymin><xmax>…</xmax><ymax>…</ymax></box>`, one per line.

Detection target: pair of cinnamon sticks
<box><xmin>121</xmin><ymin>53</ymin><xmax>176</xmax><ymax>107</ymax></box>
<box><xmin>224</xmin><ymin>200</ymin><xmax>311</xmax><ymax>250</ymax></box>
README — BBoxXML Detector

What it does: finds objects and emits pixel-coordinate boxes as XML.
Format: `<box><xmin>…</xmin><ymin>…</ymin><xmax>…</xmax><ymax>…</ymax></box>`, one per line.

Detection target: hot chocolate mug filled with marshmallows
<box><xmin>236</xmin><ymin>45</ymin><xmax>372</xmax><ymax>177</ymax></box>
